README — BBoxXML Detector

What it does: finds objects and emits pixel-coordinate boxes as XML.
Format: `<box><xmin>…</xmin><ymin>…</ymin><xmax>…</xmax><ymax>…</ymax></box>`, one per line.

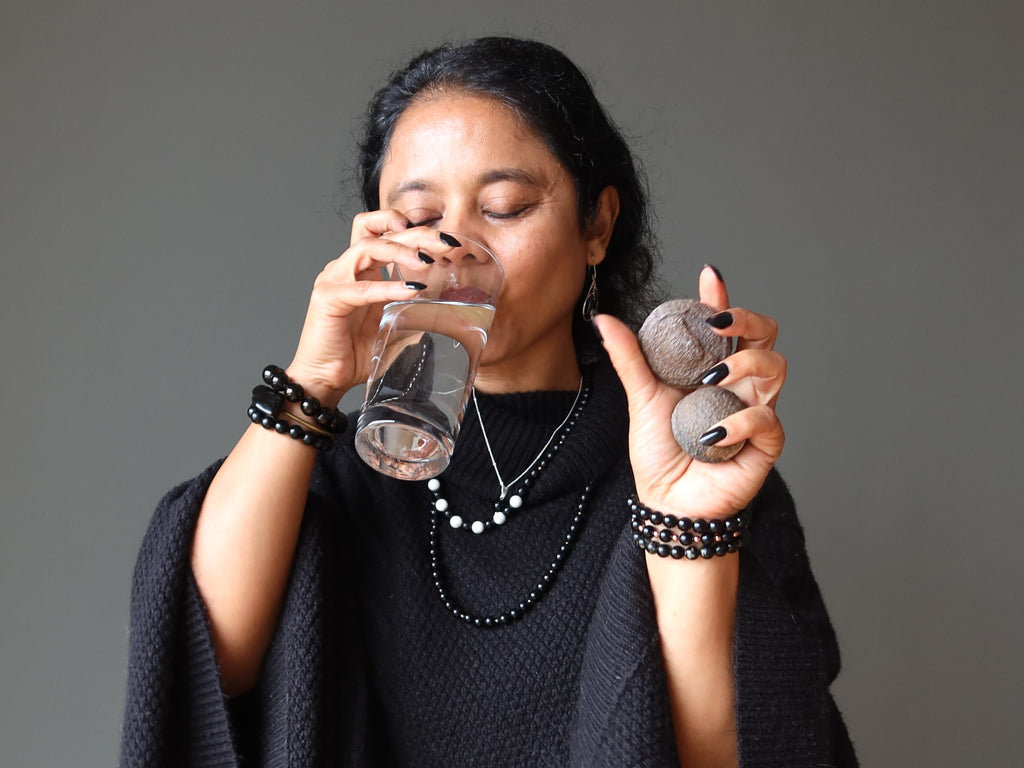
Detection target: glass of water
<box><xmin>354</xmin><ymin>235</ymin><xmax>504</xmax><ymax>480</ymax></box>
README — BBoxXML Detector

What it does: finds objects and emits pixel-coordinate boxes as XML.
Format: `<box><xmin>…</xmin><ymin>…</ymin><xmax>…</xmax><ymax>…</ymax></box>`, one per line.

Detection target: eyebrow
<box><xmin>384</xmin><ymin>167</ymin><xmax>542</xmax><ymax>208</ymax></box>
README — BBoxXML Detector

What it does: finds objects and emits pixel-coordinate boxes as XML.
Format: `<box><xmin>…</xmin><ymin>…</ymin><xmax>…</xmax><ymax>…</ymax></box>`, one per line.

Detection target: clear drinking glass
<box><xmin>354</xmin><ymin>235</ymin><xmax>504</xmax><ymax>480</ymax></box>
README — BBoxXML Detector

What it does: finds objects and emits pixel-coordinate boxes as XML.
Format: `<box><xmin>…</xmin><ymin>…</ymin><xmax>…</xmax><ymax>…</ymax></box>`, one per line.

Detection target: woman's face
<box><xmin>378</xmin><ymin>91</ymin><xmax>615</xmax><ymax>391</ymax></box>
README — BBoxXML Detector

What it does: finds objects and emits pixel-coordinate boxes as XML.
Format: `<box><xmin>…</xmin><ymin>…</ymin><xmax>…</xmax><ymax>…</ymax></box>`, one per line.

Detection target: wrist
<box><xmin>283</xmin><ymin>363</ymin><xmax>349</xmax><ymax>407</ymax></box>
<box><xmin>629</xmin><ymin>498</ymin><xmax>750</xmax><ymax>561</ymax></box>
<box><xmin>249</xmin><ymin>365</ymin><xmax>349</xmax><ymax>451</ymax></box>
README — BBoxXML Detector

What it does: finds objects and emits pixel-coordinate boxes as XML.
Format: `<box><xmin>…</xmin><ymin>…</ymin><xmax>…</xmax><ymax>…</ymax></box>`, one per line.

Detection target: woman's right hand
<box><xmin>285</xmin><ymin>210</ymin><xmax>459</xmax><ymax>405</ymax></box>
<box><xmin>194</xmin><ymin>210</ymin><xmax>459</xmax><ymax>696</ymax></box>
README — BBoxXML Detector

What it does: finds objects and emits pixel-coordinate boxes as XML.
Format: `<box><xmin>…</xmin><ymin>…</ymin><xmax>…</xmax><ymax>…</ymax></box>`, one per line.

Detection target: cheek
<box><xmin>501</xmin><ymin>223</ymin><xmax>586</xmax><ymax>282</ymax></box>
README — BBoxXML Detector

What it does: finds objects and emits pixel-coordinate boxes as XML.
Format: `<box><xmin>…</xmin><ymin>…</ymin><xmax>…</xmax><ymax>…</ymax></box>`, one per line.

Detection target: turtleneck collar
<box><xmin>441</xmin><ymin>356</ymin><xmax>628</xmax><ymax>501</ymax></box>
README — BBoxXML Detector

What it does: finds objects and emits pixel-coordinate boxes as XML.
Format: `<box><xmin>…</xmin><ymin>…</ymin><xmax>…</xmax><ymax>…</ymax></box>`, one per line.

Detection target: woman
<box><xmin>121</xmin><ymin>37</ymin><xmax>856</xmax><ymax>767</ymax></box>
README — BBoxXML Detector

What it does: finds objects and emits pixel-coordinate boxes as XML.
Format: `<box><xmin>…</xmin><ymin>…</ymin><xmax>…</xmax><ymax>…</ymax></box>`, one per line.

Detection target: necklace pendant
<box><xmin>499</xmin><ymin>484</ymin><xmax>510</xmax><ymax>501</ymax></box>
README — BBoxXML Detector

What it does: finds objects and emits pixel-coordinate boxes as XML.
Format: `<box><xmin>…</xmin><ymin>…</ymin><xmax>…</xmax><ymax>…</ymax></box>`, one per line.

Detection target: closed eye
<box><xmin>405</xmin><ymin>214</ymin><xmax>442</xmax><ymax>227</ymax></box>
<box><xmin>484</xmin><ymin>206</ymin><xmax>530</xmax><ymax>220</ymax></box>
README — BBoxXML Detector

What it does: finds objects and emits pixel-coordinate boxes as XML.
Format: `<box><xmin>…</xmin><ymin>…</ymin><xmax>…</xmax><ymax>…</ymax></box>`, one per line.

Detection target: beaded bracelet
<box><xmin>261</xmin><ymin>364</ymin><xmax>348</xmax><ymax>434</ymax></box>
<box><xmin>628</xmin><ymin>497</ymin><xmax>750</xmax><ymax>559</ymax></box>
<box><xmin>246</xmin><ymin>366</ymin><xmax>349</xmax><ymax>451</ymax></box>
<box><xmin>247</xmin><ymin>385</ymin><xmax>334</xmax><ymax>451</ymax></box>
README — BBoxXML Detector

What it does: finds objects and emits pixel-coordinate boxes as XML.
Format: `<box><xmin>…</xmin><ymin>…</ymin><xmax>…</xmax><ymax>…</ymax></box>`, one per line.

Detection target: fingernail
<box><xmin>700</xmin><ymin>362</ymin><xmax>729</xmax><ymax>386</ymax></box>
<box><xmin>706</xmin><ymin>311</ymin><xmax>734</xmax><ymax>329</ymax></box>
<box><xmin>704</xmin><ymin>263</ymin><xmax>724</xmax><ymax>282</ymax></box>
<box><xmin>417</xmin><ymin>251</ymin><xmax>435</xmax><ymax>264</ymax></box>
<box><xmin>405</xmin><ymin>281</ymin><xmax>427</xmax><ymax>290</ymax></box>
<box><xmin>698</xmin><ymin>426</ymin><xmax>727</xmax><ymax>446</ymax></box>
<box><xmin>590</xmin><ymin>316</ymin><xmax>604</xmax><ymax>344</ymax></box>
<box><xmin>439</xmin><ymin>232</ymin><xmax>461</xmax><ymax>247</ymax></box>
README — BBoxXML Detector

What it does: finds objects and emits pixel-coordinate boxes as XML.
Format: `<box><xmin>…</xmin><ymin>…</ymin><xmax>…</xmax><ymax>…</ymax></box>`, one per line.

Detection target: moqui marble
<box><xmin>671</xmin><ymin>385</ymin><xmax>746</xmax><ymax>463</ymax></box>
<box><xmin>638</xmin><ymin>299</ymin><xmax>731</xmax><ymax>388</ymax></box>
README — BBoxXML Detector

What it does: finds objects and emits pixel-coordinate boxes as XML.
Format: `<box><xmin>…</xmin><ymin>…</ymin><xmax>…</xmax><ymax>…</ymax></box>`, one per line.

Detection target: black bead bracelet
<box><xmin>628</xmin><ymin>497</ymin><xmax>750</xmax><ymax>559</ymax></box>
<box><xmin>261</xmin><ymin>364</ymin><xmax>348</xmax><ymax>434</ymax></box>
<box><xmin>247</xmin><ymin>385</ymin><xmax>333</xmax><ymax>451</ymax></box>
<box><xmin>246</xmin><ymin>365</ymin><xmax>349</xmax><ymax>451</ymax></box>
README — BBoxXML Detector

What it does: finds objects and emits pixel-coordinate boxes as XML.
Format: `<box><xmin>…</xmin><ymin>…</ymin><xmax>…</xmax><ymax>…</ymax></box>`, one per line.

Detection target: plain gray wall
<box><xmin>2</xmin><ymin>1</ymin><xmax>1021</xmax><ymax>765</ymax></box>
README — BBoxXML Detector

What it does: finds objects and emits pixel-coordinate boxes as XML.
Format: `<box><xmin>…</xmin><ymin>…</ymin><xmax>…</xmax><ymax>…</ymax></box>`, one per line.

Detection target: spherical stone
<box><xmin>434</xmin><ymin>498</ymin><xmax>449</xmax><ymax>512</ymax></box>
<box><xmin>449</xmin><ymin>515</ymin><xmax>463</xmax><ymax>528</ymax></box>
<box><xmin>471</xmin><ymin>520</ymin><xmax>485</xmax><ymax>534</ymax></box>
<box><xmin>509</xmin><ymin>494</ymin><xmax>523</xmax><ymax>509</ymax></box>
<box><xmin>428</xmin><ymin>478</ymin><xmax>441</xmax><ymax>492</ymax></box>
<box><xmin>638</xmin><ymin>299</ymin><xmax>732</xmax><ymax>388</ymax></box>
<box><xmin>671</xmin><ymin>385</ymin><xmax>747</xmax><ymax>463</ymax></box>
<box><xmin>493</xmin><ymin>511</ymin><xmax>507</xmax><ymax>525</ymax></box>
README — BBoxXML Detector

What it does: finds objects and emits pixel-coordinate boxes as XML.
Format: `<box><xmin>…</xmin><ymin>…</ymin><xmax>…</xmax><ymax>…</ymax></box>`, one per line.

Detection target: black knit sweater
<box><xmin>120</xmin><ymin>359</ymin><xmax>857</xmax><ymax>767</ymax></box>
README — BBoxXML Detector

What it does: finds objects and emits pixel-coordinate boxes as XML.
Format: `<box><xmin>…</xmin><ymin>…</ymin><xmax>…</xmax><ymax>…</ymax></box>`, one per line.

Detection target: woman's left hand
<box><xmin>594</xmin><ymin>265</ymin><xmax>787</xmax><ymax>519</ymax></box>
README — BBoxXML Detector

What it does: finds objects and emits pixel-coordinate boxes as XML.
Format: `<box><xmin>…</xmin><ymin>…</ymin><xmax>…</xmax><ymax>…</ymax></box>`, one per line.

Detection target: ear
<box><xmin>585</xmin><ymin>186</ymin><xmax>620</xmax><ymax>266</ymax></box>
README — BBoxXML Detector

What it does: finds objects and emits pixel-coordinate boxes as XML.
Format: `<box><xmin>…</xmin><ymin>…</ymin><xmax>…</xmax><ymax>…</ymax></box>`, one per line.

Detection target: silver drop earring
<box><xmin>581</xmin><ymin>263</ymin><xmax>599</xmax><ymax>320</ymax></box>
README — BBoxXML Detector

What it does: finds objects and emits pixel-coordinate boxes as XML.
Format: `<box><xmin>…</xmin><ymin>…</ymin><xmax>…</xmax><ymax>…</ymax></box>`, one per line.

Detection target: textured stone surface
<box><xmin>638</xmin><ymin>299</ymin><xmax>731</xmax><ymax>388</ymax></box>
<box><xmin>671</xmin><ymin>385</ymin><xmax>747</xmax><ymax>463</ymax></box>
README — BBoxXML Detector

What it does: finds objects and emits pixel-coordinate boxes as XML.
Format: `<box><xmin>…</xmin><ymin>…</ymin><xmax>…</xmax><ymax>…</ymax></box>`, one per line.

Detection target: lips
<box><xmin>439</xmin><ymin>285</ymin><xmax>491</xmax><ymax>304</ymax></box>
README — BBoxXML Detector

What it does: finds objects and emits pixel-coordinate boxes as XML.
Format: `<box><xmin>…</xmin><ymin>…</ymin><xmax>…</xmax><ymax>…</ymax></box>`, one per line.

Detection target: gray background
<box><xmin>2</xmin><ymin>1</ymin><xmax>1021</xmax><ymax>765</ymax></box>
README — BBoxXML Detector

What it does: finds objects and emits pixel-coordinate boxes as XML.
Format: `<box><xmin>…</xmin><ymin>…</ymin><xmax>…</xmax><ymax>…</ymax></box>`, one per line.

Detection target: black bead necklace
<box><xmin>427</xmin><ymin>378</ymin><xmax>591</xmax><ymax>534</ymax></box>
<box><xmin>426</xmin><ymin>374</ymin><xmax>594</xmax><ymax>626</ymax></box>
<box><xmin>428</xmin><ymin>484</ymin><xmax>593</xmax><ymax>627</ymax></box>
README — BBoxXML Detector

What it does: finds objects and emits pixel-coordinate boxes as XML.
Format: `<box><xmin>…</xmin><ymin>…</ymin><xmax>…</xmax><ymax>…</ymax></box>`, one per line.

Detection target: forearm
<box><xmin>647</xmin><ymin>552</ymin><xmax>740</xmax><ymax>768</ymax></box>
<box><xmin>191</xmin><ymin>421</ymin><xmax>318</xmax><ymax>696</ymax></box>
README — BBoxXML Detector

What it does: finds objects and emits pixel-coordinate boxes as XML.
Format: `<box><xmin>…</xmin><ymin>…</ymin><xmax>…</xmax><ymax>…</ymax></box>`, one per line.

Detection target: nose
<box><xmin>435</xmin><ymin>230</ymin><xmax>495</xmax><ymax>268</ymax></box>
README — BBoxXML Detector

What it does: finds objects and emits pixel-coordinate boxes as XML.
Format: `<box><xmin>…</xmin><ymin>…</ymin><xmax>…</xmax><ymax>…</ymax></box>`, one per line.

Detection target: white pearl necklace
<box><xmin>425</xmin><ymin>377</ymin><xmax>591</xmax><ymax>534</ymax></box>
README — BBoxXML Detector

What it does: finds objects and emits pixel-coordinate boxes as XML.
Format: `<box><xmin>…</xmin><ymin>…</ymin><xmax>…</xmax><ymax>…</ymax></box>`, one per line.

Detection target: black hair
<box><xmin>358</xmin><ymin>36</ymin><xmax>664</xmax><ymax>356</ymax></box>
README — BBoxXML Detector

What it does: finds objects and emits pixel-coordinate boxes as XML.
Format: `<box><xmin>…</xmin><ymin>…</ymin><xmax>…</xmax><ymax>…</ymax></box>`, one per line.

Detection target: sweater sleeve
<box><xmin>119</xmin><ymin>455</ymin><xmax>379</xmax><ymax>768</ymax></box>
<box><xmin>119</xmin><ymin>462</ymin><xmax>241</xmax><ymax>768</ymax></box>
<box><xmin>733</xmin><ymin>469</ymin><xmax>858</xmax><ymax>767</ymax></box>
<box><xmin>570</xmin><ymin>469</ymin><xmax>857</xmax><ymax>768</ymax></box>
<box><xmin>569</xmin><ymin>525</ymin><xmax>681</xmax><ymax>768</ymax></box>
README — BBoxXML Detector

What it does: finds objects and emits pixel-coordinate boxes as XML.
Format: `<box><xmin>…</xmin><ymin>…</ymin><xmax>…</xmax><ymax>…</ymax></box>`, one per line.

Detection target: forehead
<box><xmin>379</xmin><ymin>91</ymin><xmax>565</xmax><ymax>189</ymax></box>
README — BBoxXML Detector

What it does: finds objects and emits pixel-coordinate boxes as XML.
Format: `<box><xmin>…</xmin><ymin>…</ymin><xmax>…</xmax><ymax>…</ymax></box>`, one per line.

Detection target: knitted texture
<box><xmin>120</xmin><ymin>358</ymin><xmax>856</xmax><ymax>767</ymax></box>
<box><xmin>121</xmin><ymin>462</ymin><xmax>239</xmax><ymax>768</ymax></box>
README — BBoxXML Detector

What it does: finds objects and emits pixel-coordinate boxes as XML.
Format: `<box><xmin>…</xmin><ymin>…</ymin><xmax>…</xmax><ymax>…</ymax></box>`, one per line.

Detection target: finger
<box><xmin>592</xmin><ymin>314</ymin><xmax>662</xmax><ymax>412</ymax></box>
<box><xmin>696</xmin><ymin>349</ymin><xmax>788</xmax><ymax>406</ymax></box>
<box><xmin>704</xmin><ymin>307</ymin><xmax>778</xmax><ymax>351</ymax></box>
<box><xmin>350</xmin><ymin>209</ymin><xmax>412</xmax><ymax>245</ymax></box>
<box><xmin>311</xmin><ymin>270</ymin><xmax>428</xmax><ymax>315</ymax></box>
<box><xmin>332</xmin><ymin>235</ymin><xmax>441</xmax><ymax>283</ymax></box>
<box><xmin>698</xmin><ymin>264</ymin><xmax>730</xmax><ymax>311</ymax></box>
<box><xmin>378</xmin><ymin>227</ymin><xmax>464</xmax><ymax>260</ymax></box>
<box><xmin>699</xmin><ymin>404</ymin><xmax>785</xmax><ymax>460</ymax></box>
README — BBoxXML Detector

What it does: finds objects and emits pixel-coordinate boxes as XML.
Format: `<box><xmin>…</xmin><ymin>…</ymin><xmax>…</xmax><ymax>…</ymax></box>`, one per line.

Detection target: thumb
<box><xmin>592</xmin><ymin>314</ymin><xmax>661</xmax><ymax>411</ymax></box>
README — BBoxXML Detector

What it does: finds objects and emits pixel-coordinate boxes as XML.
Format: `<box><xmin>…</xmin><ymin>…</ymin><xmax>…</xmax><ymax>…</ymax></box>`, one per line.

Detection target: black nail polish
<box><xmin>704</xmin><ymin>263</ymin><xmax>724</xmax><ymax>282</ymax></box>
<box><xmin>590</xmin><ymin>317</ymin><xmax>604</xmax><ymax>344</ymax></box>
<box><xmin>700</xmin><ymin>362</ymin><xmax>729</xmax><ymax>386</ymax></box>
<box><xmin>698</xmin><ymin>426</ymin><xmax>727</xmax><ymax>446</ymax></box>
<box><xmin>706</xmin><ymin>311</ymin><xmax>734</xmax><ymax>329</ymax></box>
<box><xmin>417</xmin><ymin>251</ymin><xmax>435</xmax><ymax>264</ymax></box>
<box><xmin>439</xmin><ymin>232</ymin><xmax>461</xmax><ymax>247</ymax></box>
<box><xmin>405</xmin><ymin>281</ymin><xmax>427</xmax><ymax>290</ymax></box>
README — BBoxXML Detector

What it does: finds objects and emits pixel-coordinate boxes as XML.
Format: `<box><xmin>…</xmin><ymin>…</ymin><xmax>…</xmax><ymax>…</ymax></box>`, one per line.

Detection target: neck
<box><xmin>473</xmin><ymin>333</ymin><xmax>581</xmax><ymax>394</ymax></box>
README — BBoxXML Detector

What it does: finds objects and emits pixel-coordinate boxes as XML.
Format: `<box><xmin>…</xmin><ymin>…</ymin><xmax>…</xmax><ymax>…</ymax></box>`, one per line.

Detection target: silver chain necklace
<box><xmin>425</xmin><ymin>373</ymin><xmax>594</xmax><ymax>625</ymax></box>
<box><xmin>473</xmin><ymin>376</ymin><xmax>584</xmax><ymax>503</ymax></box>
<box><xmin>427</xmin><ymin>374</ymin><xmax>590</xmax><ymax>534</ymax></box>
